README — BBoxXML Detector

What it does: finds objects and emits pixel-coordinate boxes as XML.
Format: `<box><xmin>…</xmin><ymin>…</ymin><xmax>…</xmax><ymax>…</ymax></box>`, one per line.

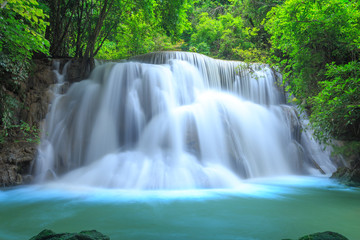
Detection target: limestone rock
<box><xmin>21</xmin><ymin>58</ymin><xmax>55</xmax><ymax>127</ymax></box>
<box><xmin>0</xmin><ymin>142</ymin><xmax>37</xmax><ymax>187</ymax></box>
<box><xmin>65</xmin><ymin>59</ymin><xmax>85</xmax><ymax>83</ymax></box>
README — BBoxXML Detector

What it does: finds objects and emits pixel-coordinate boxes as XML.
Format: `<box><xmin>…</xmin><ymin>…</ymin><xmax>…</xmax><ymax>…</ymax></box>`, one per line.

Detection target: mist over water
<box><xmin>34</xmin><ymin>52</ymin><xmax>336</xmax><ymax>189</ymax></box>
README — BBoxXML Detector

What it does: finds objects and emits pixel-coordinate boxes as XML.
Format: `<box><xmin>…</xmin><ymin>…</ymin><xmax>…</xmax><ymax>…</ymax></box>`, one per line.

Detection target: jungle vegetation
<box><xmin>0</xmin><ymin>0</ymin><xmax>359</xmax><ymax>146</ymax></box>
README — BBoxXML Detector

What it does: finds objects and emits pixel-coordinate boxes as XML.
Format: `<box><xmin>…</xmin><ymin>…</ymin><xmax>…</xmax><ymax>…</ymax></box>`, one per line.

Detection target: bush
<box><xmin>310</xmin><ymin>62</ymin><xmax>360</xmax><ymax>142</ymax></box>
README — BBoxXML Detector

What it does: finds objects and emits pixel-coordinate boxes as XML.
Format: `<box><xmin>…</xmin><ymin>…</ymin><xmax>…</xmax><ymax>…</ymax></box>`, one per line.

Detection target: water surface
<box><xmin>1</xmin><ymin>177</ymin><xmax>359</xmax><ymax>240</ymax></box>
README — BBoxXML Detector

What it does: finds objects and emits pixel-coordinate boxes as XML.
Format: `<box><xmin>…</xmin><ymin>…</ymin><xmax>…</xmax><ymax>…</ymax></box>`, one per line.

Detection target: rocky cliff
<box><xmin>0</xmin><ymin>58</ymin><xmax>54</xmax><ymax>187</ymax></box>
<box><xmin>0</xmin><ymin>58</ymin><xmax>84</xmax><ymax>187</ymax></box>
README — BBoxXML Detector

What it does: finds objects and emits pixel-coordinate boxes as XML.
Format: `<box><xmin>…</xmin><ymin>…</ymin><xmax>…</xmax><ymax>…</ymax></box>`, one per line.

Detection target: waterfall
<box><xmin>34</xmin><ymin>52</ymin><xmax>337</xmax><ymax>189</ymax></box>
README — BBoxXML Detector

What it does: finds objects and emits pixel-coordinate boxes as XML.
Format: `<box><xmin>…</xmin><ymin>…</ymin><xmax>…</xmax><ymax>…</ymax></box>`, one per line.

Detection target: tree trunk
<box><xmin>81</xmin><ymin>0</ymin><xmax>114</xmax><ymax>78</ymax></box>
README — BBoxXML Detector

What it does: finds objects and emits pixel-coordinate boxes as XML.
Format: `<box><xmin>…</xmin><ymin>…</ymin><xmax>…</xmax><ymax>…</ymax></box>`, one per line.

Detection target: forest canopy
<box><xmin>0</xmin><ymin>0</ymin><xmax>359</xmax><ymax>144</ymax></box>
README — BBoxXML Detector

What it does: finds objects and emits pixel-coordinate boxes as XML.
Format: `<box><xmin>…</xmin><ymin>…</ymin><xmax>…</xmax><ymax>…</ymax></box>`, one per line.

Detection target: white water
<box><xmin>34</xmin><ymin>52</ymin><xmax>337</xmax><ymax>189</ymax></box>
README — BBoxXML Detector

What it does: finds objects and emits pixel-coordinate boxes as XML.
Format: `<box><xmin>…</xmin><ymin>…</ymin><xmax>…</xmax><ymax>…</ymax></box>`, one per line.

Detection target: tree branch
<box><xmin>1</xmin><ymin>1</ymin><xmax>7</xmax><ymax>9</ymax></box>
<box><xmin>93</xmin><ymin>21</ymin><xmax>118</xmax><ymax>57</ymax></box>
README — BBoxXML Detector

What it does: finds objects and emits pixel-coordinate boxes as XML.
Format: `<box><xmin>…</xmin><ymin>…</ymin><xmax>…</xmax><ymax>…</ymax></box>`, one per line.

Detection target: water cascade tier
<box><xmin>35</xmin><ymin>52</ymin><xmax>337</xmax><ymax>189</ymax></box>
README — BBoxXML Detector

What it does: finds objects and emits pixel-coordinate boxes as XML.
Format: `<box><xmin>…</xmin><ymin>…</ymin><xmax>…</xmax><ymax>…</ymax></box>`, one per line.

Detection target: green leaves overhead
<box><xmin>0</xmin><ymin>0</ymin><xmax>49</xmax><ymax>60</ymax></box>
<box><xmin>44</xmin><ymin>0</ymin><xmax>192</xmax><ymax>60</ymax></box>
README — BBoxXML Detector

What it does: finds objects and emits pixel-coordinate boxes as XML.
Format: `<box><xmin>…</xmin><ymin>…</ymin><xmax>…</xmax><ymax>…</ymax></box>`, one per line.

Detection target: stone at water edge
<box><xmin>282</xmin><ymin>231</ymin><xmax>349</xmax><ymax>240</ymax></box>
<box><xmin>331</xmin><ymin>166</ymin><xmax>360</xmax><ymax>187</ymax></box>
<box><xmin>298</xmin><ymin>231</ymin><xmax>349</xmax><ymax>240</ymax></box>
<box><xmin>29</xmin><ymin>229</ymin><xmax>110</xmax><ymax>240</ymax></box>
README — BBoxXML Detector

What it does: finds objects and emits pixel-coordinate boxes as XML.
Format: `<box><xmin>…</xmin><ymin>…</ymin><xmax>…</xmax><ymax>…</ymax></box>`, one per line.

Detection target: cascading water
<box><xmin>34</xmin><ymin>52</ymin><xmax>337</xmax><ymax>189</ymax></box>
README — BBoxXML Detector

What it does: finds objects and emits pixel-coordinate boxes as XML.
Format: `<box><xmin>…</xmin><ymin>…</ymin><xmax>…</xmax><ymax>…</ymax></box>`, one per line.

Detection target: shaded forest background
<box><xmin>0</xmin><ymin>0</ymin><xmax>359</xmax><ymax>151</ymax></box>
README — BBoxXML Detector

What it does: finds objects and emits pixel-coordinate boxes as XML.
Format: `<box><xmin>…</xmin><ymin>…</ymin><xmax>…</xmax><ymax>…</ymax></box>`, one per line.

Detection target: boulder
<box><xmin>29</xmin><ymin>229</ymin><xmax>110</xmax><ymax>240</ymax></box>
<box><xmin>297</xmin><ymin>231</ymin><xmax>349</xmax><ymax>240</ymax></box>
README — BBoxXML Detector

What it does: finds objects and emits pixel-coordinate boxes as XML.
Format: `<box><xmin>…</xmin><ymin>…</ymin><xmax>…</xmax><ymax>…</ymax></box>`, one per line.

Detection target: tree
<box><xmin>43</xmin><ymin>0</ymin><xmax>193</xmax><ymax>71</ymax></box>
<box><xmin>187</xmin><ymin>1</ymin><xmax>253</xmax><ymax>60</ymax></box>
<box><xmin>265</xmin><ymin>0</ymin><xmax>360</xmax><ymax>142</ymax></box>
<box><xmin>183</xmin><ymin>0</ymin><xmax>276</xmax><ymax>62</ymax></box>
<box><xmin>233</xmin><ymin>0</ymin><xmax>284</xmax><ymax>49</ymax></box>
<box><xmin>310</xmin><ymin>62</ymin><xmax>360</xmax><ymax>141</ymax></box>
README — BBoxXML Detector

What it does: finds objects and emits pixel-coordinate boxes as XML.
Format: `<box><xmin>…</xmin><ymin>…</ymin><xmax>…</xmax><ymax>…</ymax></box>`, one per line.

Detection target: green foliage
<box><xmin>188</xmin><ymin>4</ymin><xmax>254</xmax><ymax>60</ymax></box>
<box><xmin>0</xmin><ymin>0</ymin><xmax>48</xmax><ymax>142</ymax></box>
<box><xmin>0</xmin><ymin>118</ymin><xmax>40</xmax><ymax>144</ymax></box>
<box><xmin>332</xmin><ymin>141</ymin><xmax>360</xmax><ymax>160</ymax></box>
<box><xmin>96</xmin><ymin>6</ymin><xmax>182</xmax><ymax>60</ymax></box>
<box><xmin>232</xmin><ymin>47</ymin><xmax>269</xmax><ymax>63</ymax></box>
<box><xmin>265</xmin><ymin>0</ymin><xmax>360</xmax><ymax>142</ymax></box>
<box><xmin>183</xmin><ymin>0</ymin><xmax>280</xmax><ymax>61</ymax></box>
<box><xmin>156</xmin><ymin>0</ymin><xmax>193</xmax><ymax>40</ymax></box>
<box><xmin>229</xmin><ymin>0</ymin><xmax>283</xmax><ymax>49</ymax></box>
<box><xmin>266</xmin><ymin>0</ymin><xmax>360</xmax><ymax>99</ymax></box>
<box><xmin>45</xmin><ymin>0</ymin><xmax>192</xmax><ymax>61</ymax></box>
<box><xmin>18</xmin><ymin>120</ymin><xmax>40</xmax><ymax>143</ymax></box>
<box><xmin>0</xmin><ymin>0</ymin><xmax>49</xmax><ymax>60</ymax></box>
<box><xmin>2</xmin><ymin>0</ymin><xmax>359</xmax><ymax>147</ymax></box>
<box><xmin>0</xmin><ymin>92</ymin><xmax>20</xmax><ymax>142</ymax></box>
<box><xmin>310</xmin><ymin>62</ymin><xmax>360</xmax><ymax>142</ymax></box>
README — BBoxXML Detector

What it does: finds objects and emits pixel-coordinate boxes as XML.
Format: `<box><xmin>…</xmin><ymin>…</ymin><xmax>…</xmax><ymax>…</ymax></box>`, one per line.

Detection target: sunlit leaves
<box><xmin>265</xmin><ymin>0</ymin><xmax>360</xmax><ymax>141</ymax></box>
<box><xmin>311</xmin><ymin>62</ymin><xmax>360</xmax><ymax>141</ymax></box>
<box><xmin>189</xmin><ymin>8</ymin><xmax>252</xmax><ymax>59</ymax></box>
<box><xmin>0</xmin><ymin>0</ymin><xmax>49</xmax><ymax>60</ymax></box>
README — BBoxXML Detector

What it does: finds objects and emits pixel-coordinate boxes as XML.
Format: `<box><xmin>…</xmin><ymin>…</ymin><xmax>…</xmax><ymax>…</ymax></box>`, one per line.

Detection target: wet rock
<box><xmin>29</xmin><ymin>229</ymin><xmax>110</xmax><ymax>240</ymax></box>
<box><xmin>331</xmin><ymin>166</ymin><xmax>360</xmax><ymax>187</ymax></box>
<box><xmin>0</xmin><ymin>142</ymin><xmax>37</xmax><ymax>187</ymax></box>
<box><xmin>21</xmin><ymin>59</ymin><xmax>55</xmax><ymax>127</ymax></box>
<box><xmin>0</xmin><ymin>58</ymin><xmax>80</xmax><ymax>187</ymax></box>
<box><xmin>66</xmin><ymin>59</ymin><xmax>85</xmax><ymax>83</ymax></box>
<box><xmin>281</xmin><ymin>105</ymin><xmax>301</xmax><ymax>143</ymax></box>
<box><xmin>330</xmin><ymin>141</ymin><xmax>360</xmax><ymax>186</ymax></box>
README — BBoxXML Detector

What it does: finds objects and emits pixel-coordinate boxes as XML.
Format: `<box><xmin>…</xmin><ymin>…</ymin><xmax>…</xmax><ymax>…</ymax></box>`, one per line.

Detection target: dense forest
<box><xmin>0</xmin><ymin>0</ymin><xmax>359</xmax><ymax>150</ymax></box>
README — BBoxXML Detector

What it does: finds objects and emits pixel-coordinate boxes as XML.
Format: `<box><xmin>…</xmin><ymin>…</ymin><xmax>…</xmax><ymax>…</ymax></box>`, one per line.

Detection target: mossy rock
<box><xmin>284</xmin><ymin>231</ymin><xmax>349</xmax><ymax>240</ymax></box>
<box><xmin>332</xmin><ymin>167</ymin><xmax>360</xmax><ymax>187</ymax></box>
<box><xmin>29</xmin><ymin>229</ymin><xmax>110</xmax><ymax>240</ymax></box>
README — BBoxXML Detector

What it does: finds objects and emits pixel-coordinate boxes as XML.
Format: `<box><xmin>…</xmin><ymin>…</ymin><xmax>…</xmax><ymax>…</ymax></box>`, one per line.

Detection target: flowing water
<box><xmin>34</xmin><ymin>52</ymin><xmax>336</xmax><ymax>188</ymax></box>
<box><xmin>1</xmin><ymin>52</ymin><xmax>359</xmax><ymax>239</ymax></box>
